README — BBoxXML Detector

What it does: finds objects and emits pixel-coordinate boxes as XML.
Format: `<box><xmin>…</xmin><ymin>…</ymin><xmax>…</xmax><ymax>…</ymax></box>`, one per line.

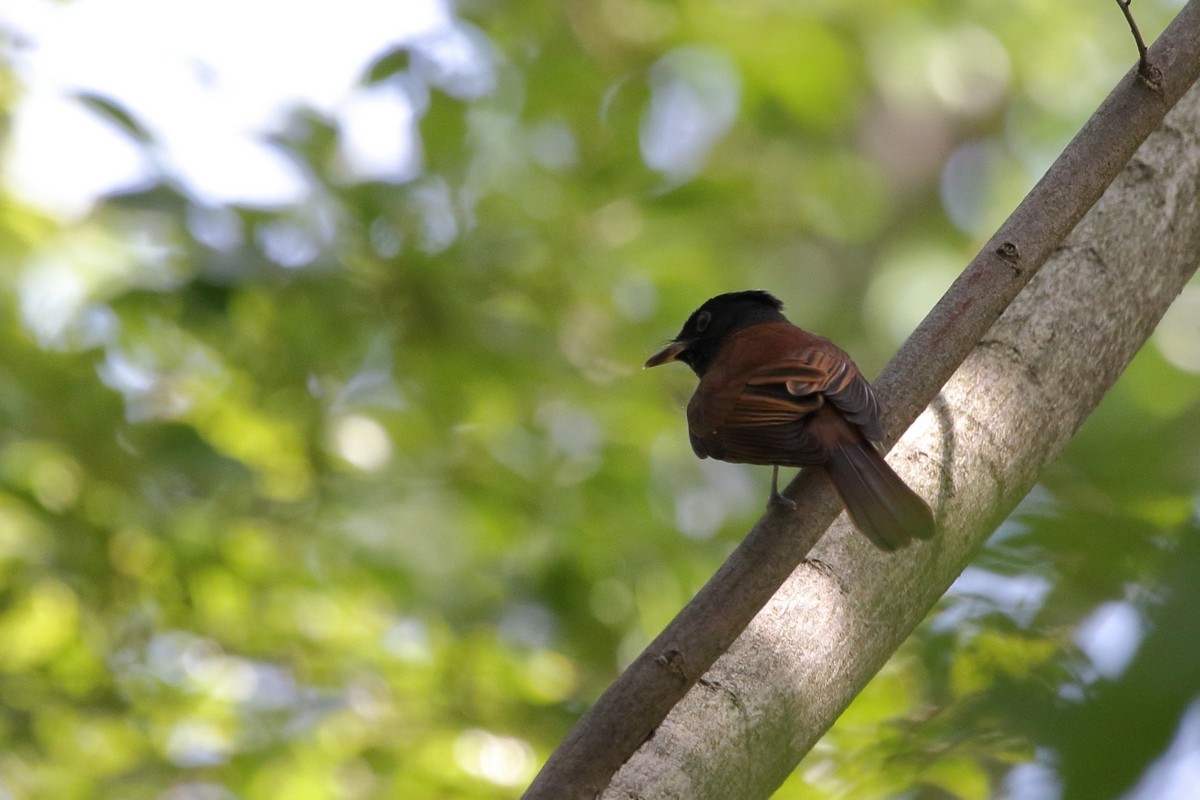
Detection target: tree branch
<box><xmin>522</xmin><ymin>3</ymin><xmax>1200</xmax><ymax>797</ymax></box>
<box><xmin>606</xmin><ymin>77</ymin><xmax>1200</xmax><ymax>800</ymax></box>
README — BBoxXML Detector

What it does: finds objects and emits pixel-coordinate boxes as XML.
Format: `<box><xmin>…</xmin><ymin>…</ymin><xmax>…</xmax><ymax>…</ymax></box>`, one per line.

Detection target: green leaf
<box><xmin>74</xmin><ymin>90</ymin><xmax>154</xmax><ymax>143</ymax></box>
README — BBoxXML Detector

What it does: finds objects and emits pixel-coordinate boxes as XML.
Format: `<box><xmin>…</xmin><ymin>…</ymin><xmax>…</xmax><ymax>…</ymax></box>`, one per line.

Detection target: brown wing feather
<box><xmin>686</xmin><ymin>324</ymin><xmax>884</xmax><ymax>463</ymax></box>
<box><xmin>694</xmin><ymin>420</ymin><xmax>827</xmax><ymax>465</ymax></box>
<box><xmin>813</xmin><ymin>357</ymin><xmax>882</xmax><ymax>442</ymax></box>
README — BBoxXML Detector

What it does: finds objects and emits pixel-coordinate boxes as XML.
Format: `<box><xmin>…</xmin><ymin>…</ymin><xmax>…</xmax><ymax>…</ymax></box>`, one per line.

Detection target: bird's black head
<box><xmin>645</xmin><ymin>290</ymin><xmax>788</xmax><ymax>377</ymax></box>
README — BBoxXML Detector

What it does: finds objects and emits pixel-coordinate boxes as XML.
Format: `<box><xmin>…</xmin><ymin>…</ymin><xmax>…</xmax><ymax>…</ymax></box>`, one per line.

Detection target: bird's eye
<box><xmin>694</xmin><ymin>310</ymin><xmax>712</xmax><ymax>332</ymax></box>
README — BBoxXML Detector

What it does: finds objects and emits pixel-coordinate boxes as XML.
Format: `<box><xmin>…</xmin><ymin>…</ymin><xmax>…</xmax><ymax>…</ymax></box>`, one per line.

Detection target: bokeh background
<box><xmin>1</xmin><ymin>0</ymin><xmax>1199</xmax><ymax>798</ymax></box>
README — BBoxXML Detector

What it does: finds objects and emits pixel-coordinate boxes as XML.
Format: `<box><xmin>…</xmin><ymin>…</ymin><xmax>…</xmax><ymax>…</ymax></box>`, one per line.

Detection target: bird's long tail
<box><xmin>825</xmin><ymin>441</ymin><xmax>935</xmax><ymax>551</ymax></box>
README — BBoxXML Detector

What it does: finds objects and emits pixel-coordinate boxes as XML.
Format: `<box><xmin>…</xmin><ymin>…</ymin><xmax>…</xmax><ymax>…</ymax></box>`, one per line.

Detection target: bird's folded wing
<box><xmin>687</xmin><ymin>346</ymin><xmax>885</xmax><ymax>462</ymax></box>
<box><xmin>724</xmin><ymin>350</ymin><xmax>882</xmax><ymax>443</ymax></box>
<box><xmin>744</xmin><ymin>349</ymin><xmax>883</xmax><ymax>441</ymax></box>
<box><xmin>735</xmin><ymin>359</ymin><xmax>827</xmax><ymax>426</ymax></box>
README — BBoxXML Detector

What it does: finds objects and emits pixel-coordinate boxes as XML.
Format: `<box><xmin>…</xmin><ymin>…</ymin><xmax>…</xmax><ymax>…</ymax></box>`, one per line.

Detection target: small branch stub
<box><xmin>655</xmin><ymin>648</ymin><xmax>689</xmax><ymax>678</ymax></box>
<box><xmin>996</xmin><ymin>241</ymin><xmax>1021</xmax><ymax>275</ymax></box>
<box><xmin>996</xmin><ymin>241</ymin><xmax>1020</xmax><ymax>262</ymax></box>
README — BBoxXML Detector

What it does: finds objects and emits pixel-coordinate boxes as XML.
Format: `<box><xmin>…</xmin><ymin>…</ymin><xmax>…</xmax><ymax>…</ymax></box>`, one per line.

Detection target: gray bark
<box><xmin>604</xmin><ymin>66</ymin><xmax>1200</xmax><ymax>800</ymax></box>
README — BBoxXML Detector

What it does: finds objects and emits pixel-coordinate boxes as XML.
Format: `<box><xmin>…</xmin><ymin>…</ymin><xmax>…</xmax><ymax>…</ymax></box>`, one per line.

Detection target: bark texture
<box><xmin>603</xmin><ymin>70</ymin><xmax>1200</xmax><ymax>800</ymax></box>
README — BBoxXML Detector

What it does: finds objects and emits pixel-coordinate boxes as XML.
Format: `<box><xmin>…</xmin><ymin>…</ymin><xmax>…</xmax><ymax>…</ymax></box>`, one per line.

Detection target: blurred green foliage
<box><xmin>1</xmin><ymin>1</ymin><xmax>1198</xmax><ymax>798</ymax></box>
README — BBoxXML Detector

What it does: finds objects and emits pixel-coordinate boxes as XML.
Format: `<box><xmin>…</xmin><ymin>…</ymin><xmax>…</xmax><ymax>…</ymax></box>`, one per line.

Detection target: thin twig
<box><xmin>1116</xmin><ymin>0</ymin><xmax>1164</xmax><ymax>89</ymax></box>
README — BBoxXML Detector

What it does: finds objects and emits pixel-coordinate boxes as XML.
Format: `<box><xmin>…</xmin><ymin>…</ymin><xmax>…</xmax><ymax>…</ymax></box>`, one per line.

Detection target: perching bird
<box><xmin>645</xmin><ymin>290</ymin><xmax>934</xmax><ymax>551</ymax></box>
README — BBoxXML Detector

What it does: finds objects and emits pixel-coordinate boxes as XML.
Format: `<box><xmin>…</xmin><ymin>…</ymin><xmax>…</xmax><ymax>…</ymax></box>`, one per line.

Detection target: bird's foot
<box><xmin>769</xmin><ymin>491</ymin><xmax>797</xmax><ymax>512</ymax></box>
<box><xmin>768</xmin><ymin>466</ymin><xmax>797</xmax><ymax>511</ymax></box>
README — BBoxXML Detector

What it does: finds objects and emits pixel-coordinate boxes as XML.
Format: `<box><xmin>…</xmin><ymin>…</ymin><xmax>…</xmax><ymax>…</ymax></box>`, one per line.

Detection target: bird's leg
<box><xmin>769</xmin><ymin>465</ymin><xmax>796</xmax><ymax>510</ymax></box>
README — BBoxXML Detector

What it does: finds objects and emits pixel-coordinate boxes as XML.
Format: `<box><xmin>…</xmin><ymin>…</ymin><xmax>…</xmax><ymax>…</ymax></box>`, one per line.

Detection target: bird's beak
<box><xmin>644</xmin><ymin>340</ymin><xmax>689</xmax><ymax>368</ymax></box>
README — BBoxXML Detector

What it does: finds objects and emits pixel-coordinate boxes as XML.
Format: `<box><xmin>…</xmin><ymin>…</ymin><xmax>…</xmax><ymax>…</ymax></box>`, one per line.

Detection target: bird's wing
<box><xmin>742</xmin><ymin>349</ymin><xmax>879</xmax><ymax>431</ymax></box>
<box><xmin>784</xmin><ymin>348</ymin><xmax>883</xmax><ymax>440</ymax></box>
<box><xmin>735</xmin><ymin>358</ymin><xmax>828</xmax><ymax>425</ymax></box>
<box><xmin>688</xmin><ymin>347</ymin><xmax>883</xmax><ymax>464</ymax></box>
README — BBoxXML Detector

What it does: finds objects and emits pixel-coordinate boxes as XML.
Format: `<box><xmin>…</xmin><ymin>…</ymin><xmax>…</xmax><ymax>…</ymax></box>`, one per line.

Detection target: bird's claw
<box><xmin>768</xmin><ymin>466</ymin><xmax>797</xmax><ymax>511</ymax></box>
<box><xmin>769</xmin><ymin>490</ymin><xmax>797</xmax><ymax>512</ymax></box>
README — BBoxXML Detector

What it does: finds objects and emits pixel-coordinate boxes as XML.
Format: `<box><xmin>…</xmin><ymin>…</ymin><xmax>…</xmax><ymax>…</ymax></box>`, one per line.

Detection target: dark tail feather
<box><xmin>825</xmin><ymin>441</ymin><xmax>935</xmax><ymax>551</ymax></box>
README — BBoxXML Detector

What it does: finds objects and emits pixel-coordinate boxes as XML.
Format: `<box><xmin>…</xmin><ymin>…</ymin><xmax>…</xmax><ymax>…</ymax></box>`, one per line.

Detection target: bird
<box><xmin>645</xmin><ymin>290</ymin><xmax>935</xmax><ymax>551</ymax></box>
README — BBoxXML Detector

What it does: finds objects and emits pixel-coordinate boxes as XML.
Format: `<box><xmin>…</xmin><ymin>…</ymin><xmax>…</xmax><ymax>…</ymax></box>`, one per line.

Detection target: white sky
<box><xmin>1</xmin><ymin>0</ymin><xmax>457</xmax><ymax>215</ymax></box>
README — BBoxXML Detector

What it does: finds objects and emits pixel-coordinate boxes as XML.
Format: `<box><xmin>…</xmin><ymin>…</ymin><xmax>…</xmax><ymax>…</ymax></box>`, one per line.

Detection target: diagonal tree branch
<box><xmin>522</xmin><ymin>3</ymin><xmax>1200</xmax><ymax>798</ymax></box>
<box><xmin>606</xmin><ymin>71</ymin><xmax>1200</xmax><ymax>800</ymax></box>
